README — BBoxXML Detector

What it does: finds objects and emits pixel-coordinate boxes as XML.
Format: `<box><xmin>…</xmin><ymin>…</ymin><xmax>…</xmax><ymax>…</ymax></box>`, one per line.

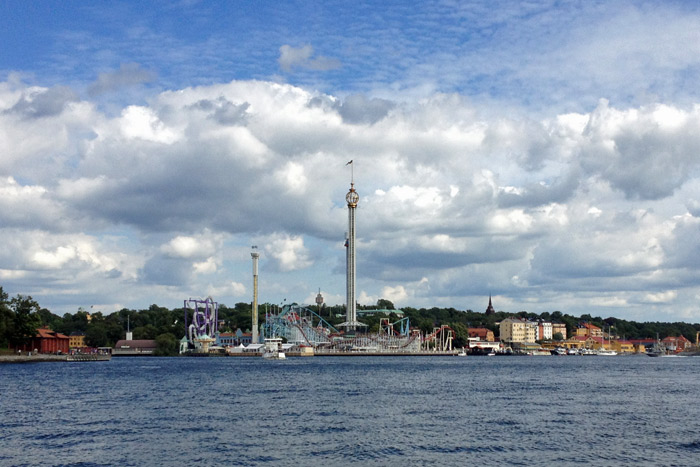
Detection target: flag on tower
<box><xmin>345</xmin><ymin>160</ymin><xmax>353</xmax><ymax>166</ymax></box>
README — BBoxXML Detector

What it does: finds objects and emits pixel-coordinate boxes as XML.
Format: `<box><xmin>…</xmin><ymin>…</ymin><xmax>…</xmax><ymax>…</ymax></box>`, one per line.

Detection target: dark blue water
<box><xmin>2</xmin><ymin>356</ymin><xmax>700</xmax><ymax>466</ymax></box>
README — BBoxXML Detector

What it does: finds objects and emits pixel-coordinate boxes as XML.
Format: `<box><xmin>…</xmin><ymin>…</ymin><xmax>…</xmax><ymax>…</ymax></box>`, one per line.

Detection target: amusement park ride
<box><xmin>260</xmin><ymin>302</ymin><xmax>454</xmax><ymax>353</ymax></box>
<box><xmin>183</xmin><ymin>297</ymin><xmax>219</xmax><ymax>353</ymax></box>
<box><xmin>181</xmin><ymin>163</ymin><xmax>457</xmax><ymax>355</ymax></box>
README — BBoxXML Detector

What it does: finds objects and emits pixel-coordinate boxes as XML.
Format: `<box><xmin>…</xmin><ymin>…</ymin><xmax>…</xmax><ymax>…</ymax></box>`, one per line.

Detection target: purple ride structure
<box><xmin>183</xmin><ymin>297</ymin><xmax>219</xmax><ymax>353</ymax></box>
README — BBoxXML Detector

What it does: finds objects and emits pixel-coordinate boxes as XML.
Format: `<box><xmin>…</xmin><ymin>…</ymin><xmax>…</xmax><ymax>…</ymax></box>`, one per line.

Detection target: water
<box><xmin>2</xmin><ymin>355</ymin><xmax>700</xmax><ymax>466</ymax></box>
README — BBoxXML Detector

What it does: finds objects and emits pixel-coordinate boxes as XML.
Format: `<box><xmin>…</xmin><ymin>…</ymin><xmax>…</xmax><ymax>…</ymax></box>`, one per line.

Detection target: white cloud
<box><xmin>161</xmin><ymin>232</ymin><xmax>219</xmax><ymax>259</ymax></box>
<box><xmin>3</xmin><ymin>74</ymin><xmax>700</xmax><ymax>321</ymax></box>
<box><xmin>193</xmin><ymin>257</ymin><xmax>218</xmax><ymax>274</ymax></box>
<box><xmin>641</xmin><ymin>290</ymin><xmax>677</xmax><ymax>304</ymax></box>
<box><xmin>119</xmin><ymin>105</ymin><xmax>180</xmax><ymax>144</ymax></box>
<box><xmin>263</xmin><ymin>233</ymin><xmax>312</xmax><ymax>272</ymax></box>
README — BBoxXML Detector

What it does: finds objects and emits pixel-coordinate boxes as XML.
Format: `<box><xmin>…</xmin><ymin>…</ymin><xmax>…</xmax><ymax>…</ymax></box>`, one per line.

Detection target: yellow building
<box><xmin>576</xmin><ymin>323</ymin><xmax>603</xmax><ymax>338</ymax></box>
<box><xmin>499</xmin><ymin>317</ymin><xmax>537</xmax><ymax>344</ymax></box>
<box><xmin>551</xmin><ymin>323</ymin><xmax>567</xmax><ymax>340</ymax></box>
<box><xmin>69</xmin><ymin>332</ymin><xmax>86</xmax><ymax>349</ymax></box>
<box><xmin>613</xmin><ymin>340</ymin><xmax>635</xmax><ymax>354</ymax></box>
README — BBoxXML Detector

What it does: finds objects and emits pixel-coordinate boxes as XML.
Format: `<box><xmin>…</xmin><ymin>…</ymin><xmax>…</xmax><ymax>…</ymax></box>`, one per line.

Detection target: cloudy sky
<box><xmin>2</xmin><ymin>0</ymin><xmax>700</xmax><ymax>322</ymax></box>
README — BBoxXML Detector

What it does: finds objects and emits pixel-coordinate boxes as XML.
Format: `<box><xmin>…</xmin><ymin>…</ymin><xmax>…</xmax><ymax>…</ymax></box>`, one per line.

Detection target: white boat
<box><xmin>262</xmin><ymin>337</ymin><xmax>286</xmax><ymax>360</ymax></box>
<box><xmin>457</xmin><ymin>348</ymin><xmax>467</xmax><ymax>357</ymax></box>
<box><xmin>596</xmin><ymin>325</ymin><xmax>618</xmax><ymax>355</ymax></box>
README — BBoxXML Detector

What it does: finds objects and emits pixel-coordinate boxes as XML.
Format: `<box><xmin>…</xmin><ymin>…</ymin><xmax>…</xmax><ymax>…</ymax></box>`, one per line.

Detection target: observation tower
<box><xmin>340</xmin><ymin>161</ymin><xmax>364</xmax><ymax>330</ymax></box>
<box><xmin>251</xmin><ymin>246</ymin><xmax>260</xmax><ymax>344</ymax></box>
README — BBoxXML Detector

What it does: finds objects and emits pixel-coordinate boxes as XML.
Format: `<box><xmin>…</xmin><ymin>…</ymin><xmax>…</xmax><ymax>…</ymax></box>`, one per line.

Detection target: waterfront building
<box><xmin>237</xmin><ymin>328</ymin><xmax>253</xmax><ymax>345</ymax></box>
<box><xmin>662</xmin><ymin>335</ymin><xmax>692</xmax><ymax>353</ymax></box>
<box><xmin>499</xmin><ymin>317</ymin><xmax>536</xmax><ymax>344</ymax></box>
<box><xmin>13</xmin><ymin>326</ymin><xmax>70</xmax><ymax>354</ymax></box>
<box><xmin>551</xmin><ymin>322</ymin><xmax>567</xmax><ymax>340</ymax></box>
<box><xmin>576</xmin><ymin>322</ymin><xmax>603</xmax><ymax>338</ymax></box>
<box><xmin>113</xmin><ymin>339</ymin><xmax>157</xmax><ymax>355</ymax></box>
<box><xmin>468</xmin><ymin>327</ymin><xmax>495</xmax><ymax>342</ymax></box>
<box><xmin>216</xmin><ymin>332</ymin><xmax>237</xmax><ymax>347</ymax></box>
<box><xmin>69</xmin><ymin>332</ymin><xmax>86</xmax><ymax>349</ymax></box>
<box><xmin>525</xmin><ymin>321</ymin><xmax>538</xmax><ymax>343</ymax></box>
<box><xmin>613</xmin><ymin>339</ymin><xmax>635</xmax><ymax>354</ymax></box>
<box><xmin>538</xmin><ymin>321</ymin><xmax>553</xmax><ymax>341</ymax></box>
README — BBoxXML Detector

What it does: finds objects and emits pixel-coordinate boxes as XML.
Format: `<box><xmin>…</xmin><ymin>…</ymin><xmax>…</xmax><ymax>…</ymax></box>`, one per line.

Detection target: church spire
<box><xmin>485</xmin><ymin>295</ymin><xmax>495</xmax><ymax>315</ymax></box>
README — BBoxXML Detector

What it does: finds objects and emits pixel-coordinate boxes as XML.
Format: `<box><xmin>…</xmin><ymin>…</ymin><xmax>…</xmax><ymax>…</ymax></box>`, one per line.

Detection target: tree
<box><xmin>0</xmin><ymin>287</ymin><xmax>12</xmax><ymax>348</ymax></box>
<box><xmin>85</xmin><ymin>324</ymin><xmax>109</xmax><ymax>347</ymax></box>
<box><xmin>155</xmin><ymin>333</ymin><xmax>178</xmax><ymax>356</ymax></box>
<box><xmin>9</xmin><ymin>295</ymin><xmax>42</xmax><ymax>347</ymax></box>
<box><xmin>377</xmin><ymin>299</ymin><xmax>395</xmax><ymax>310</ymax></box>
<box><xmin>553</xmin><ymin>332</ymin><xmax>564</xmax><ymax>341</ymax></box>
<box><xmin>133</xmin><ymin>324</ymin><xmax>158</xmax><ymax>340</ymax></box>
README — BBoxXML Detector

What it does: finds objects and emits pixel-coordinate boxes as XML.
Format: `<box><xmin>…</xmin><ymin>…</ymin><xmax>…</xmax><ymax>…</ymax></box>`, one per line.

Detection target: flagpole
<box><xmin>346</xmin><ymin>160</ymin><xmax>354</xmax><ymax>185</ymax></box>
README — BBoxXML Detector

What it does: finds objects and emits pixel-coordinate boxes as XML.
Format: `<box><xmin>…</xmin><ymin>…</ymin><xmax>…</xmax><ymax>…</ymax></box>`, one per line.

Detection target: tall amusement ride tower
<box><xmin>251</xmin><ymin>246</ymin><xmax>260</xmax><ymax>344</ymax></box>
<box><xmin>342</xmin><ymin>161</ymin><xmax>363</xmax><ymax>330</ymax></box>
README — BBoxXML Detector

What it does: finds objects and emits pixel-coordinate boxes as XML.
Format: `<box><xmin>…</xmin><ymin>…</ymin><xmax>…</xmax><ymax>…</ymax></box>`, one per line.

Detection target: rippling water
<box><xmin>2</xmin><ymin>355</ymin><xmax>700</xmax><ymax>466</ymax></box>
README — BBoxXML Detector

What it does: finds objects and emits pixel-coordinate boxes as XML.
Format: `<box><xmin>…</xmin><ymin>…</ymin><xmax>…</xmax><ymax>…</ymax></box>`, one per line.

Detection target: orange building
<box><xmin>468</xmin><ymin>327</ymin><xmax>495</xmax><ymax>342</ymax></box>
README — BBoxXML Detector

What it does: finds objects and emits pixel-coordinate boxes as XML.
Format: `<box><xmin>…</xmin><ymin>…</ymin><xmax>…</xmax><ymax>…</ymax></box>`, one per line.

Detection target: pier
<box><xmin>0</xmin><ymin>354</ymin><xmax>111</xmax><ymax>364</ymax></box>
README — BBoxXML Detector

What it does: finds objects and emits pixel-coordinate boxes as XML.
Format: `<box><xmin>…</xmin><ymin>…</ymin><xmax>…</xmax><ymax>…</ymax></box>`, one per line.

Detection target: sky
<box><xmin>2</xmin><ymin>0</ymin><xmax>700</xmax><ymax>323</ymax></box>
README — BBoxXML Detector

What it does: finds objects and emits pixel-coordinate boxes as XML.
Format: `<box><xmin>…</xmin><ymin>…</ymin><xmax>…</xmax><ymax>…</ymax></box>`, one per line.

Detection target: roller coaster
<box><xmin>262</xmin><ymin>303</ymin><xmax>454</xmax><ymax>353</ymax></box>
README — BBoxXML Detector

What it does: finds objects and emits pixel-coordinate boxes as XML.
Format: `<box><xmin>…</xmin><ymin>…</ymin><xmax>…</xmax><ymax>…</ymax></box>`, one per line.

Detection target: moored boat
<box><xmin>262</xmin><ymin>337</ymin><xmax>286</xmax><ymax>359</ymax></box>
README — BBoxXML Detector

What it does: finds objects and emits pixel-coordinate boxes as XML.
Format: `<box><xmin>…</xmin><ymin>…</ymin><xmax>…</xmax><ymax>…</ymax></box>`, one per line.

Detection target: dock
<box><xmin>0</xmin><ymin>354</ymin><xmax>111</xmax><ymax>364</ymax></box>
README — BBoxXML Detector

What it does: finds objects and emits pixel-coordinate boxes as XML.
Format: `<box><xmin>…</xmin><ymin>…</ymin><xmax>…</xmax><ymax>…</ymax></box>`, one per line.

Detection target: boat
<box><xmin>596</xmin><ymin>325</ymin><xmax>618</xmax><ymax>355</ymax></box>
<box><xmin>262</xmin><ymin>337</ymin><xmax>286</xmax><ymax>360</ymax></box>
<box><xmin>457</xmin><ymin>348</ymin><xmax>467</xmax><ymax>357</ymax></box>
<box><xmin>646</xmin><ymin>334</ymin><xmax>666</xmax><ymax>357</ymax></box>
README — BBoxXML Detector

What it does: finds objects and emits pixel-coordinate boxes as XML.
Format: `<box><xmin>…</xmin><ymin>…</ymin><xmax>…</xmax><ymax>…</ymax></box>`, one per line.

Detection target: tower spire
<box><xmin>485</xmin><ymin>294</ymin><xmax>495</xmax><ymax>315</ymax></box>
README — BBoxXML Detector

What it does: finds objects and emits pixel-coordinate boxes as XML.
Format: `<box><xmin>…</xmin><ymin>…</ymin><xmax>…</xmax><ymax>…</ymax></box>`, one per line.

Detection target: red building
<box><xmin>14</xmin><ymin>326</ymin><xmax>70</xmax><ymax>354</ymax></box>
<box><xmin>662</xmin><ymin>335</ymin><xmax>692</xmax><ymax>353</ymax></box>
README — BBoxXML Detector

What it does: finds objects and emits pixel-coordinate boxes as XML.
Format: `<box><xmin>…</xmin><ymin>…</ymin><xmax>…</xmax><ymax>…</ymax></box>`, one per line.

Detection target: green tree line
<box><xmin>2</xmin><ymin>286</ymin><xmax>699</xmax><ymax>355</ymax></box>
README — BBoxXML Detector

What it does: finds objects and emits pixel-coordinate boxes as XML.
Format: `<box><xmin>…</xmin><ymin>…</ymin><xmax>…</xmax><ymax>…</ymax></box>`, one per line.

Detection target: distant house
<box><xmin>113</xmin><ymin>339</ymin><xmax>157</xmax><ymax>356</ymax></box>
<box><xmin>468</xmin><ymin>327</ymin><xmax>495</xmax><ymax>342</ymax></box>
<box><xmin>551</xmin><ymin>323</ymin><xmax>567</xmax><ymax>340</ymax></box>
<box><xmin>576</xmin><ymin>323</ymin><xmax>603</xmax><ymax>338</ymax></box>
<box><xmin>613</xmin><ymin>340</ymin><xmax>636</xmax><ymax>354</ymax></box>
<box><xmin>662</xmin><ymin>335</ymin><xmax>692</xmax><ymax>353</ymax></box>
<box><xmin>13</xmin><ymin>326</ymin><xmax>70</xmax><ymax>354</ymax></box>
<box><xmin>69</xmin><ymin>332</ymin><xmax>86</xmax><ymax>349</ymax></box>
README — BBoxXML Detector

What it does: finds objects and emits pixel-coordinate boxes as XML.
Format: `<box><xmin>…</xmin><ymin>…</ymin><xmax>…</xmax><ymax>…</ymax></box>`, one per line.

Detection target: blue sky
<box><xmin>2</xmin><ymin>0</ymin><xmax>700</xmax><ymax>323</ymax></box>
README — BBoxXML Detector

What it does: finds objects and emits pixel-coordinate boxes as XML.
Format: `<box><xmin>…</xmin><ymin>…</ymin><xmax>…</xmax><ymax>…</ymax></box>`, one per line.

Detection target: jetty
<box><xmin>0</xmin><ymin>354</ymin><xmax>111</xmax><ymax>364</ymax></box>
